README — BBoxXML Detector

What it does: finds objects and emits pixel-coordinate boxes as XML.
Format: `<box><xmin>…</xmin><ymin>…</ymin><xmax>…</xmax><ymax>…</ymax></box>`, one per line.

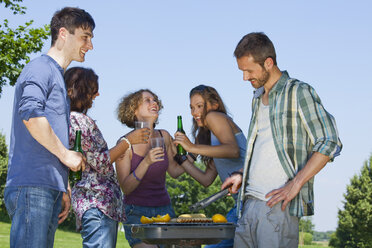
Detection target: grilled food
<box><xmin>176</xmin><ymin>213</ymin><xmax>213</xmax><ymax>223</ymax></box>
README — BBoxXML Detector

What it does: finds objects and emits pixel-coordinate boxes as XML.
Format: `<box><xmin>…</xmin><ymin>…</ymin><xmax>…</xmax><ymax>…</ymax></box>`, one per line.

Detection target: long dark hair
<box><xmin>64</xmin><ymin>67</ymin><xmax>98</xmax><ymax>114</ymax></box>
<box><xmin>189</xmin><ymin>84</ymin><xmax>228</xmax><ymax>164</ymax></box>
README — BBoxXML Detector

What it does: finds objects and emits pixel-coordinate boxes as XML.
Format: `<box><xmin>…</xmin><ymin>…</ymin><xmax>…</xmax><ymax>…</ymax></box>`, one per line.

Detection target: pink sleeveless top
<box><xmin>124</xmin><ymin>135</ymin><xmax>171</xmax><ymax>206</ymax></box>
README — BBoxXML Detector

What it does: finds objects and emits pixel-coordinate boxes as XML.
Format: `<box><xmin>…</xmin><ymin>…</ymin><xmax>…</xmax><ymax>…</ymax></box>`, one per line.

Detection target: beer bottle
<box><xmin>176</xmin><ymin>116</ymin><xmax>187</xmax><ymax>156</ymax></box>
<box><xmin>69</xmin><ymin>130</ymin><xmax>83</xmax><ymax>184</ymax></box>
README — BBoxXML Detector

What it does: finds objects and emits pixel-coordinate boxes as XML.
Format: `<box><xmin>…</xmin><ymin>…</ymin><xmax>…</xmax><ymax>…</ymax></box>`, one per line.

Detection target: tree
<box><xmin>329</xmin><ymin>155</ymin><xmax>372</xmax><ymax>248</ymax></box>
<box><xmin>0</xmin><ymin>0</ymin><xmax>49</xmax><ymax>96</ymax></box>
<box><xmin>299</xmin><ymin>217</ymin><xmax>315</xmax><ymax>234</ymax></box>
<box><xmin>313</xmin><ymin>230</ymin><xmax>334</xmax><ymax>242</ymax></box>
<box><xmin>299</xmin><ymin>217</ymin><xmax>314</xmax><ymax>245</ymax></box>
<box><xmin>0</xmin><ymin>131</ymin><xmax>9</xmax><ymax>220</ymax></box>
<box><xmin>303</xmin><ymin>232</ymin><xmax>313</xmax><ymax>245</ymax></box>
<box><xmin>166</xmin><ymin>160</ymin><xmax>235</xmax><ymax>218</ymax></box>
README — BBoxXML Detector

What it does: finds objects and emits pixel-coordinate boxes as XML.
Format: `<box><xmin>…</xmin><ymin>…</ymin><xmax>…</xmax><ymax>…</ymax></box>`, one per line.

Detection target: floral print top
<box><xmin>69</xmin><ymin>111</ymin><xmax>125</xmax><ymax>230</ymax></box>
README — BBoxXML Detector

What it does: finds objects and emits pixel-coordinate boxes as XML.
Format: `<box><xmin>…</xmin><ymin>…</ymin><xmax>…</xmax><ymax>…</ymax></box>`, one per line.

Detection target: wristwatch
<box><xmin>174</xmin><ymin>154</ymin><xmax>188</xmax><ymax>165</ymax></box>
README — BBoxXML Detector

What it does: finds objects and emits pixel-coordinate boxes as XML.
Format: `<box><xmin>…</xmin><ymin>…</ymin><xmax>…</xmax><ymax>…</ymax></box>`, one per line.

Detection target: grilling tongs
<box><xmin>189</xmin><ymin>188</ymin><xmax>230</xmax><ymax>212</ymax></box>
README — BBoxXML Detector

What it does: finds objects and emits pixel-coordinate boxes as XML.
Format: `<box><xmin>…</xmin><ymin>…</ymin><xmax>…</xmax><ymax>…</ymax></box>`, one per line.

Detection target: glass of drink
<box><xmin>134</xmin><ymin>121</ymin><xmax>150</xmax><ymax>129</ymax></box>
<box><xmin>150</xmin><ymin>132</ymin><xmax>165</xmax><ymax>160</ymax></box>
<box><xmin>150</xmin><ymin>137</ymin><xmax>164</xmax><ymax>149</ymax></box>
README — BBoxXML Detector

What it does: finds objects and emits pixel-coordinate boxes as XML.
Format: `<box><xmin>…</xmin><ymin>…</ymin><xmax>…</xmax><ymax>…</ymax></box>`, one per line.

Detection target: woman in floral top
<box><xmin>64</xmin><ymin>67</ymin><xmax>150</xmax><ymax>248</ymax></box>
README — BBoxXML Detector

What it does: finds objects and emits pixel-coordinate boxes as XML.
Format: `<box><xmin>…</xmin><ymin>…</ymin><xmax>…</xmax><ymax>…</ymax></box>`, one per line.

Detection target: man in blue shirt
<box><xmin>4</xmin><ymin>7</ymin><xmax>95</xmax><ymax>247</ymax></box>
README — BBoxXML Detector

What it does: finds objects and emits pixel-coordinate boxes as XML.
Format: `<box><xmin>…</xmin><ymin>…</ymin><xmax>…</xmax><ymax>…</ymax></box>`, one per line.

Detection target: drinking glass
<box><xmin>150</xmin><ymin>137</ymin><xmax>164</xmax><ymax>149</ymax></box>
<box><xmin>134</xmin><ymin>121</ymin><xmax>150</xmax><ymax>129</ymax></box>
<box><xmin>150</xmin><ymin>134</ymin><xmax>165</xmax><ymax>160</ymax></box>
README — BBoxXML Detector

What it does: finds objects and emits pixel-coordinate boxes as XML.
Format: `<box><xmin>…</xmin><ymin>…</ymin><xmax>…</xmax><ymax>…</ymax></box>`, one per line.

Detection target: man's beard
<box><xmin>251</xmin><ymin>68</ymin><xmax>270</xmax><ymax>89</ymax></box>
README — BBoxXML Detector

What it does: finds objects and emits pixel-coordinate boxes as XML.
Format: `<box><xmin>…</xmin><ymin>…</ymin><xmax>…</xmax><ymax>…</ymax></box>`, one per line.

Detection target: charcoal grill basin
<box><xmin>129</xmin><ymin>222</ymin><xmax>236</xmax><ymax>248</ymax></box>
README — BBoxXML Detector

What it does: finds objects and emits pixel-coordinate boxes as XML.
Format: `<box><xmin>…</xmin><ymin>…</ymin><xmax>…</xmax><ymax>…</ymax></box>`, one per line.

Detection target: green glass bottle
<box><xmin>69</xmin><ymin>130</ymin><xmax>83</xmax><ymax>184</ymax></box>
<box><xmin>176</xmin><ymin>116</ymin><xmax>187</xmax><ymax>156</ymax></box>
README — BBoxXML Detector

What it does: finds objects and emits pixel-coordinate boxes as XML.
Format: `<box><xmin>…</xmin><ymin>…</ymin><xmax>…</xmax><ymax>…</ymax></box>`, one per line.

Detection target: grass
<box><xmin>1</xmin><ymin>221</ymin><xmax>329</xmax><ymax>248</ymax></box>
<box><xmin>299</xmin><ymin>241</ymin><xmax>329</xmax><ymax>248</ymax></box>
<box><xmin>0</xmin><ymin>221</ymin><xmax>10</xmax><ymax>248</ymax></box>
<box><xmin>300</xmin><ymin>246</ymin><xmax>328</xmax><ymax>248</ymax></box>
<box><xmin>0</xmin><ymin>221</ymin><xmax>130</xmax><ymax>248</ymax></box>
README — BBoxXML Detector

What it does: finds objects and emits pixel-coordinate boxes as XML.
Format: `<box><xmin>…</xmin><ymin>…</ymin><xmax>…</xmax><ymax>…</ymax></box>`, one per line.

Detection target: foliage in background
<box><xmin>313</xmin><ymin>231</ymin><xmax>334</xmax><ymax>242</ymax></box>
<box><xmin>0</xmin><ymin>131</ymin><xmax>9</xmax><ymax>221</ymax></box>
<box><xmin>166</xmin><ymin>159</ymin><xmax>235</xmax><ymax>217</ymax></box>
<box><xmin>299</xmin><ymin>217</ymin><xmax>314</xmax><ymax>245</ymax></box>
<box><xmin>300</xmin><ymin>233</ymin><xmax>313</xmax><ymax>245</ymax></box>
<box><xmin>299</xmin><ymin>217</ymin><xmax>334</xmax><ymax>242</ymax></box>
<box><xmin>0</xmin><ymin>0</ymin><xmax>25</xmax><ymax>14</ymax></box>
<box><xmin>300</xmin><ymin>217</ymin><xmax>315</xmax><ymax>235</ymax></box>
<box><xmin>0</xmin><ymin>0</ymin><xmax>50</xmax><ymax>96</ymax></box>
<box><xmin>329</xmin><ymin>155</ymin><xmax>372</xmax><ymax>248</ymax></box>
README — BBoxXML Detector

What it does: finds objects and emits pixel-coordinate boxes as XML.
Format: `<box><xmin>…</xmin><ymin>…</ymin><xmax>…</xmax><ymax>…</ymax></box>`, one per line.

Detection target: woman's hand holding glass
<box><xmin>144</xmin><ymin>146</ymin><xmax>165</xmax><ymax>165</ymax></box>
<box><xmin>126</xmin><ymin>128</ymin><xmax>151</xmax><ymax>145</ymax></box>
<box><xmin>148</xmin><ymin>133</ymin><xmax>165</xmax><ymax>161</ymax></box>
<box><xmin>134</xmin><ymin>121</ymin><xmax>151</xmax><ymax>129</ymax></box>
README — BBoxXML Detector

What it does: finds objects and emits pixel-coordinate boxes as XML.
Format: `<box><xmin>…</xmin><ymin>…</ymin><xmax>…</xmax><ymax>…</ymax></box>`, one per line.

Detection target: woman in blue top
<box><xmin>174</xmin><ymin>84</ymin><xmax>247</xmax><ymax>248</ymax></box>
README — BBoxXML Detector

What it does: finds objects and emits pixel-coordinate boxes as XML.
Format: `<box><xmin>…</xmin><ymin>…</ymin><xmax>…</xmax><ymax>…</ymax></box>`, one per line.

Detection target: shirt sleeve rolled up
<box><xmin>297</xmin><ymin>83</ymin><xmax>342</xmax><ymax>161</ymax></box>
<box><xmin>18</xmin><ymin>79</ymin><xmax>48</xmax><ymax>121</ymax></box>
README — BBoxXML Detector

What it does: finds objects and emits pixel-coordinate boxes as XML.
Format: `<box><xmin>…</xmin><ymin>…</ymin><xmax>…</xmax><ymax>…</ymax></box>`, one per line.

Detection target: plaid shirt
<box><xmin>238</xmin><ymin>71</ymin><xmax>342</xmax><ymax>217</ymax></box>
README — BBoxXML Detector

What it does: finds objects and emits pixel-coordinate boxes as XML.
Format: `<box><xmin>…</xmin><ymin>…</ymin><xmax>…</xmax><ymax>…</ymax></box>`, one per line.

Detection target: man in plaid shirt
<box><xmin>222</xmin><ymin>32</ymin><xmax>342</xmax><ymax>248</ymax></box>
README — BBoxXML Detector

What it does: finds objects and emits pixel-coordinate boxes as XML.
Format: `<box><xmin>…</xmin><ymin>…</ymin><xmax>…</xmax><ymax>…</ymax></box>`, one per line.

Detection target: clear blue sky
<box><xmin>1</xmin><ymin>0</ymin><xmax>371</xmax><ymax>232</ymax></box>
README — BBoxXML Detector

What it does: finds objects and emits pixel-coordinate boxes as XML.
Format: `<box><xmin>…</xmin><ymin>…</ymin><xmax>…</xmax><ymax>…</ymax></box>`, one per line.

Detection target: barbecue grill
<box><xmin>130</xmin><ymin>222</ymin><xmax>236</xmax><ymax>248</ymax></box>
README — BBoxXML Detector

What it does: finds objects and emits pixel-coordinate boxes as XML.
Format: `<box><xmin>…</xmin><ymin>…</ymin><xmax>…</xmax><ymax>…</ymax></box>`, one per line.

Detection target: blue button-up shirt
<box><xmin>6</xmin><ymin>55</ymin><xmax>70</xmax><ymax>192</ymax></box>
<box><xmin>238</xmin><ymin>71</ymin><xmax>342</xmax><ymax>217</ymax></box>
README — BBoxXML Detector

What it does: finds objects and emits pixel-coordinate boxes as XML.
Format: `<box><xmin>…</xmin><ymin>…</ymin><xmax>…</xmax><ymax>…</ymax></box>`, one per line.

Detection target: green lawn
<box><xmin>0</xmin><ymin>221</ymin><xmax>130</xmax><ymax>248</ymax></box>
<box><xmin>300</xmin><ymin>241</ymin><xmax>329</xmax><ymax>247</ymax></box>
<box><xmin>1</xmin><ymin>221</ymin><xmax>329</xmax><ymax>248</ymax></box>
<box><xmin>300</xmin><ymin>246</ymin><xmax>328</xmax><ymax>248</ymax></box>
<box><xmin>0</xmin><ymin>221</ymin><xmax>10</xmax><ymax>248</ymax></box>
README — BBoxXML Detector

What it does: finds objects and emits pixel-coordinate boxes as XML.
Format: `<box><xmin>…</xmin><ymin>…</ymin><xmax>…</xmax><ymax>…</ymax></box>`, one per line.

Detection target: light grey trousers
<box><xmin>234</xmin><ymin>197</ymin><xmax>299</xmax><ymax>248</ymax></box>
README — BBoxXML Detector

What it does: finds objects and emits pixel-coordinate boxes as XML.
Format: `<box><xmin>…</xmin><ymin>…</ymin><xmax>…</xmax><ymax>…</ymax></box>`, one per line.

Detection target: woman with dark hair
<box><xmin>174</xmin><ymin>84</ymin><xmax>247</xmax><ymax>248</ymax></box>
<box><xmin>64</xmin><ymin>67</ymin><xmax>150</xmax><ymax>248</ymax></box>
<box><xmin>115</xmin><ymin>89</ymin><xmax>184</xmax><ymax>248</ymax></box>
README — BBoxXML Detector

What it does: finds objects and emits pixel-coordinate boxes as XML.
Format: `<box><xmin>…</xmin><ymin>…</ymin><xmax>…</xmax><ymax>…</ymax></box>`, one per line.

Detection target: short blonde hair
<box><xmin>117</xmin><ymin>89</ymin><xmax>163</xmax><ymax>128</ymax></box>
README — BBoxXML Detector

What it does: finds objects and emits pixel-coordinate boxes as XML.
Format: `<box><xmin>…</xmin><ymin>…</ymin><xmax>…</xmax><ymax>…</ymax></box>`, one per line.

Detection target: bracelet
<box><xmin>230</xmin><ymin>171</ymin><xmax>243</xmax><ymax>177</ymax></box>
<box><xmin>120</xmin><ymin>136</ymin><xmax>131</xmax><ymax>150</ymax></box>
<box><xmin>132</xmin><ymin>170</ymin><xmax>141</xmax><ymax>182</ymax></box>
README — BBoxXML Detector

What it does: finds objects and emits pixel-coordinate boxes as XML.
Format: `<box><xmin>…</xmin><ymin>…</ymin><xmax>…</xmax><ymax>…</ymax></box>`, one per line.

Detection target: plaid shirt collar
<box><xmin>253</xmin><ymin>71</ymin><xmax>289</xmax><ymax>99</ymax></box>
